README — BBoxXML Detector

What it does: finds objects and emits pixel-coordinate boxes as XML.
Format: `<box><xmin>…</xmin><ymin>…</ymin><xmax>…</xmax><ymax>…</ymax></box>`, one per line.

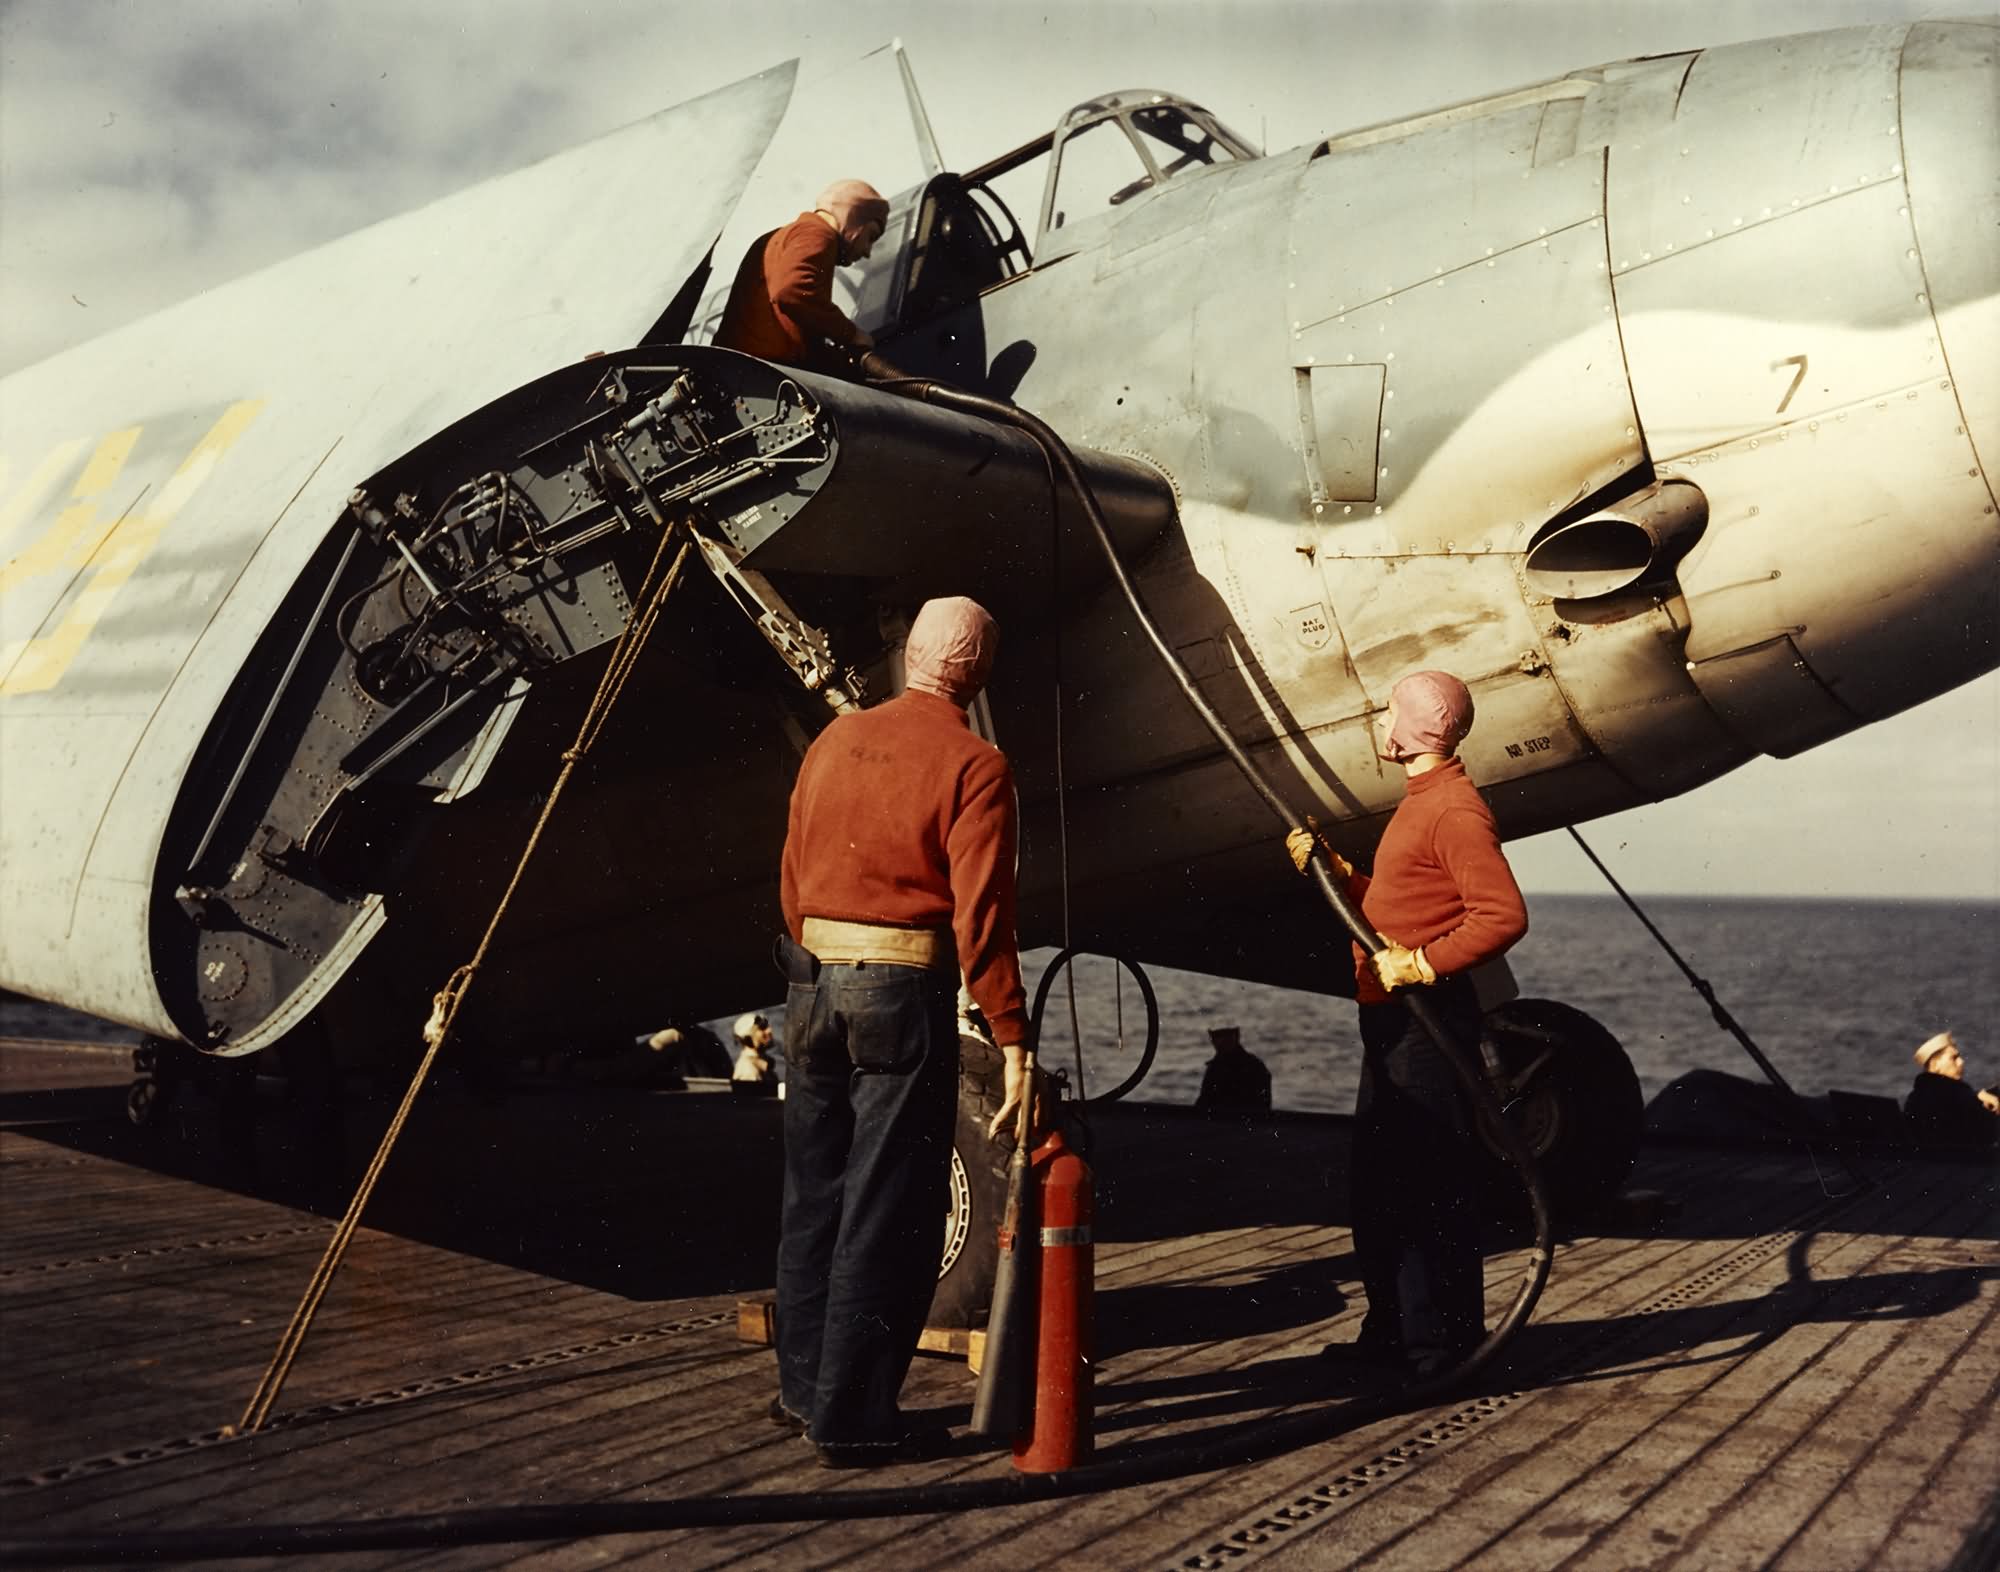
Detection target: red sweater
<box><xmin>713</xmin><ymin>213</ymin><xmax>864</xmax><ymax>368</ymax></box>
<box><xmin>780</xmin><ymin>690</ymin><xmax>1028</xmax><ymax>1044</ymax></box>
<box><xmin>1346</xmin><ymin>758</ymin><xmax>1527</xmax><ymax>1005</ymax></box>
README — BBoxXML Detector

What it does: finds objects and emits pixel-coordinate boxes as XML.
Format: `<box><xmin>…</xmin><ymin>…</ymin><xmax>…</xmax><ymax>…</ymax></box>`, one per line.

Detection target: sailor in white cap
<box><xmin>1905</xmin><ymin>1029</ymin><xmax>1998</xmax><ymax>1145</ymax></box>
<box><xmin>1914</xmin><ymin>1029</ymin><xmax>1962</xmax><ymax>1079</ymax></box>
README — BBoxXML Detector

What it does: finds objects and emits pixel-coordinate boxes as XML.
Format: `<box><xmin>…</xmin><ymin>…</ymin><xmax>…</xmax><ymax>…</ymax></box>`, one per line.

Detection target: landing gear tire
<box><xmin>928</xmin><ymin>1033</ymin><xmax>1008</xmax><ymax>1329</ymax></box>
<box><xmin>1476</xmin><ymin>997</ymin><xmax>1644</xmax><ymax>1224</ymax></box>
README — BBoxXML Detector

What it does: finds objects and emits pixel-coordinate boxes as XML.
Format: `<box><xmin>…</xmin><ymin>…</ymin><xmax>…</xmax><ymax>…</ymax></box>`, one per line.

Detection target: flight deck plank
<box><xmin>1770</xmin><ymin>1291</ymin><xmax>2000</xmax><ymax>1571</ymax></box>
<box><xmin>3</xmin><ymin>1051</ymin><xmax>1995</xmax><ymax>1570</ymax></box>
<box><xmin>1349</xmin><ymin>1210</ymin><xmax>1965</xmax><ymax>1570</ymax></box>
<box><xmin>1312</xmin><ymin>1184</ymin><xmax>1968</xmax><ymax>1560</ymax></box>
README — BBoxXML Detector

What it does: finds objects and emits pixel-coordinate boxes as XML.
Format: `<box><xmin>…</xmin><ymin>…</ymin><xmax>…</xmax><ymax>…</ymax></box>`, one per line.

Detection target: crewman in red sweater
<box><xmin>1289</xmin><ymin>669</ymin><xmax>1528</xmax><ymax>1379</ymax></box>
<box><xmin>713</xmin><ymin>178</ymin><xmax>889</xmax><ymax>372</ymax></box>
<box><xmin>771</xmin><ymin>596</ymin><xmax>1028</xmax><ymax>1466</ymax></box>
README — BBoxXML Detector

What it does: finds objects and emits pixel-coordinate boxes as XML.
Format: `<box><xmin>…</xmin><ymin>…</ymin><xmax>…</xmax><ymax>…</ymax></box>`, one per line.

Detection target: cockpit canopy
<box><xmin>847</xmin><ymin>89</ymin><xmax>1259</xmax><ymax>340</ymax></box>
<box><xmin>1035</xmin><ymin>90</ymin><xmax>1260</xmax><ymax>243</ymax></box>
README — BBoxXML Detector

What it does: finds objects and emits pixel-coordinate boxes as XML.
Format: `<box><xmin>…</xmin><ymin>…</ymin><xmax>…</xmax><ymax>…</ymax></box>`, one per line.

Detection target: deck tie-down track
<box><xmin>0</xmin><ymin>1162</ymin><xmax>1855</xmax><ymax>1508</ymax></box>
<box><xmin>0</xmin><ymin>1309</ymin><xmax>733</xmax><ymax>1498</ymax></box>
<box><xmin>1169</xmin><ymin>1192</ymin><xmax>1854</xmax><ymax>1571</ymax></box>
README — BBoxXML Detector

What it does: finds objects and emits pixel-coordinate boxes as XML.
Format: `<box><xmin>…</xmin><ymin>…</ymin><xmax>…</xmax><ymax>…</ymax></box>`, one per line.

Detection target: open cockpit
<box><xmin>843</xmin><ymin>90</ymin><xmax>1260</xmax><ymax>343</ymax></box>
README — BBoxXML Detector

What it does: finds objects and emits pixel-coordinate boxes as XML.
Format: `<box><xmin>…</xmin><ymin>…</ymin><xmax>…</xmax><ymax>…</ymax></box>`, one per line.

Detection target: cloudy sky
<box><xmin>1</xmin><ymin>0</ymin><xmax>1993</xmax><ymax>900</ymax></box>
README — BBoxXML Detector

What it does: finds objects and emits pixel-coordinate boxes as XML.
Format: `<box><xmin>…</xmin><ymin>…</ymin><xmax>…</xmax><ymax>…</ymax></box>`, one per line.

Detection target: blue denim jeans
<box><xmin>774</xmin><ymin>958</ymin><xmax>959</xmax><ymax>1447</ymax></box>
<box><xmin>1351</xmin><ymin>977</ymin><xmax>1487</xmax><ymax>1363</ymax></box>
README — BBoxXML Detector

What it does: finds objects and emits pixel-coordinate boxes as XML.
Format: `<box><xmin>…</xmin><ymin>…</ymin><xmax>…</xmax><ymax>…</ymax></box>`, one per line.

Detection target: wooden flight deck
<box><xmin>1</xmin><ymin>1039</ymin><xmax>1994</xmax><ymax>1569</ymax></box>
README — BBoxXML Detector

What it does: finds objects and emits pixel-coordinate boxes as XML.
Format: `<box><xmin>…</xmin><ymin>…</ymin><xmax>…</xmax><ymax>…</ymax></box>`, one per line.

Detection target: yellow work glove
<box><xmin>1371</xmin><ymin>944</ymin><xmax>1437</xmax><ymax>992</ymax></box>
<box><xmin>1284</xmin><ymin>823</ymin><xmax>1352</xmax><ymax>879</ymax></box>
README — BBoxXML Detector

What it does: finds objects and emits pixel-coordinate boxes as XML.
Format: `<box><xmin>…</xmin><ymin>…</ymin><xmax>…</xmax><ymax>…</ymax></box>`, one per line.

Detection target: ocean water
<box><xmin>1017</xmin><ymin>896</ymin><xmax>2000</xmax><ymax>1117</ymax></box>
<box><xmin>10</xmin><ymin>897</ymin><xmax>1992</xmax><ymax>1122</ymax></box>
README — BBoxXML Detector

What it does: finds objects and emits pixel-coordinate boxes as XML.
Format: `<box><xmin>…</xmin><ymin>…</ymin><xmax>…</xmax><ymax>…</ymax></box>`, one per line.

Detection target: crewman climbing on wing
<box><xmin>770</xmin><ymin>596</ymin><xmax>1030</xmax><ymax>1467</ymax></box>
<box><xmin>1287</xmin><ymin>669</ymin><xmax>1529</xmax><ymax>1380</ymax></box>
<box><xmin>713</xmin><ymin>178</ymin><xmax>889</xmax><ymax>373</ymax></box>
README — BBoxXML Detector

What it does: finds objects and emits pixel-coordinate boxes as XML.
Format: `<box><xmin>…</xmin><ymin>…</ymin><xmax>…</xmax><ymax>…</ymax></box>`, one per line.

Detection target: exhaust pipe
<box><xmin>1523</xmin><ymin>478</ymin><xmax>1707</xmax><ymax>601</ymax></box>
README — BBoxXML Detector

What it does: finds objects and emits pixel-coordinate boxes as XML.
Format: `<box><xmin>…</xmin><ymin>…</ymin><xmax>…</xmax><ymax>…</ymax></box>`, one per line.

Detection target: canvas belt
<box><xmin>801</xmin><ymin>917</ymin><xmax>955</xmax><ymax>972</ymax></box>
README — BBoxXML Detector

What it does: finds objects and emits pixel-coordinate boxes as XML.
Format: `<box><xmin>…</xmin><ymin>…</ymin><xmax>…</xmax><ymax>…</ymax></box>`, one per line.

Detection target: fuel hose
<box><xmin>879</xmin><ymin>368</ymin><xmax>1554</xmax><ymax>1395</ymax></box>
<box><xmin>0</xmin><ymin>368</ymin><xmax>1553</xmax><ymax>1566</ymax></box>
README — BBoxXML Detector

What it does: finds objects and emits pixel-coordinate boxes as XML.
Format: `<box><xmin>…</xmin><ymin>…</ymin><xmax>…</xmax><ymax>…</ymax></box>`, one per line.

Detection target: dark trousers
<box><xmin>775</xmin><ymin>959</ymin><xmax>959</xmax><ymax>1447</ymax></box>
<box><xmin>1351</xmin><ymin>978</ymin><xmax>1487</xmax><ymax>1362</ymax></box>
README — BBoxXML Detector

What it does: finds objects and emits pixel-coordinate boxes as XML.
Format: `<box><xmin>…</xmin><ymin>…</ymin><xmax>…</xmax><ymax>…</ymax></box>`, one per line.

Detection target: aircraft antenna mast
<box><xmin>893</xmin><ymin>39</ymin><xmax>946</xmax><ymax>178</ymax></box>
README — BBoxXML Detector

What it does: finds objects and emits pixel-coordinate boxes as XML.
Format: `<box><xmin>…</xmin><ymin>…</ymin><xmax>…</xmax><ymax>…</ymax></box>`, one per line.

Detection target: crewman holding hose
<box><xmin>772</xmin><ymin>596</ymin><xmax>1030</xmax><ymax>1467</ymax></box>
<box><xmin>1288</xmin><ymin>669</ymin><xmax>1527</xmax><ymax>1379</ymax></box>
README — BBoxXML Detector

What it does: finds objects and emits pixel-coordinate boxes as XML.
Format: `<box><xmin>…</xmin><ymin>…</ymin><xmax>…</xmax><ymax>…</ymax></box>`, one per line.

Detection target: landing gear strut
<box><xmin>126</xmin><ymin>1036</ymin><xmax>186</xmax><ymax>1128</ymax></box>
<box><xmin>126</xmin><ymin>1034</ymin><xmax>260</xmax><ymax>1183</ymax></box>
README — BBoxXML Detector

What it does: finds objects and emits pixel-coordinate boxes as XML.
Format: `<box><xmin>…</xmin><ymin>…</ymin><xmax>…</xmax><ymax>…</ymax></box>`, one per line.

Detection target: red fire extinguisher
<box><xmin>1014</xmin><ymin>1125</ymin><xmax>1094</xmax><ymax>1472</ymax></box>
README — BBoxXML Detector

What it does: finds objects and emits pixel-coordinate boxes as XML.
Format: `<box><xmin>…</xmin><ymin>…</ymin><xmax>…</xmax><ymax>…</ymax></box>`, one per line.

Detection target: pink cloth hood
<box><xmin>904</xmin><ymin>597</ymin><xmax>998</xmax><ymax>706</ymax></box>
<box><xmin>816</xmin><ymin>178</ymin><xmax>889</xmax><ymax>231</ymax></box>
<box><xmin>1384</xmin><ymin>670</ymin><xmax>1475</xmax><ymax>760</ymax></box>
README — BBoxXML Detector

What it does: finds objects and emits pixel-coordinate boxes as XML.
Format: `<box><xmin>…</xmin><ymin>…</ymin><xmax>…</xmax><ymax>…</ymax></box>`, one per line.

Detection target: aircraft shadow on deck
<box><xmin>8</xmin><ymin>1077</ymin><xmax>1991</xmax><ymax>1308</ymax></box>
<box><xmin>10</xmin><ymin>1079</ymin><xmax>789</xmax><ymax>1302</ymax></box>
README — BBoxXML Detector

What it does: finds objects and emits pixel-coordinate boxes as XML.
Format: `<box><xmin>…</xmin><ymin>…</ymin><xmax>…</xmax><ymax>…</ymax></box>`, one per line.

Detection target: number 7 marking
<box><xmin>1771</xmin><ymin>354</ymin><xmax>1808</xmax><ymax>415</ymax></box>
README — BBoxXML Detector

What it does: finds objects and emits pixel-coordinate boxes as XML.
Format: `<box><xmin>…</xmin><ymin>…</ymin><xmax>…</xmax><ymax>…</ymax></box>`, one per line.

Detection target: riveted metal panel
<box><xmin>1295</xmin><ymin>219</ymin><xmax>1639</xmax><ymax>543</ymax></box>
<box><xmin>1435</xmin><ymin>667</ymin><xmax>1592</xmax><ymax>790</ymax></box>
<box><xmin>1533</xmin><ymin>95</ymin><xmax>1587</xmax><ymax>168</ymax></box>
<box><xmin>1673</xmin><ymin>385</ymin><xmax>1995</xmax><ymax>720</ymax></box>
<box><xmin>1298</xmin><ymin>364</ymin><xmax>1384</xmax><ymax>502</ymax></box>
<box><xmin>1457</xmin><ymin>668</ymin><xmax>1599</xmax><ymax>790</ymax></box>
<box><xmin>1901</xmin><ymin>20</ymin><xmax>2000</xmax><ymax>504</ymax></box>
<box><xmin>1572</xmin><ymin>55</ymin><xmax>1697</xmax><ymax>156</ymax></box>
<box><xmin>1615</xmin><ymin>181</ymin><xmax>1944</xmax><ymax>460</ymax></box>
<box><xmin>1324</xmin><ymin>552</ymin><xmax>1549</xmax><ymax>714</ymax></box>
<box><xmin>1100</xmin><ymin>182</ymin><xmax>1222</xmax><ymax>275</ymax></box>
<box><xmin>1689</xmin><ymin>634</ymin><xmax>1856</xmax><ymax>757</ymax></box>
<box><xmin>1533</xmin><ymin>594</ymin><xmax>1749</xmax><ymax>799</ymax></box>
<box><xmin>1288</xmin><ymin>103</ymin><xmax>1602</xmax><ymax>333</ymax></box>
<box><xmin>1605</xmin><ymin>25</ymin><xmax>1908</xmax><ymax>276</ymax></box>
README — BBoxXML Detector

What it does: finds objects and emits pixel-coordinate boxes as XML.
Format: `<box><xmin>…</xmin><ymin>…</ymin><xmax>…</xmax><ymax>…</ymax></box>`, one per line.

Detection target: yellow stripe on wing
<box><xmin>0</xmin><ymin>439</ymin><xmax>89</xmax><ymax>558</ymax></box>
<box><xmin>0</xmin><ymin>426</ymin><xmax>143</xmax><ymax>595</ymax></box>
<box><xmin>0</xmin><ymin>401</ymin><xmax>264</xmax><ymax>697</ymax></box>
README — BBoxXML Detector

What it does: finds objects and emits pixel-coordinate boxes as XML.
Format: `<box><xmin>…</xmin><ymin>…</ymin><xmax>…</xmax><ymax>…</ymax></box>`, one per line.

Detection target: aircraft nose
<box><xmin>1610</xmin><ymin>20</ymin><xmax>2000</xmax><ymax>758</ymax></box>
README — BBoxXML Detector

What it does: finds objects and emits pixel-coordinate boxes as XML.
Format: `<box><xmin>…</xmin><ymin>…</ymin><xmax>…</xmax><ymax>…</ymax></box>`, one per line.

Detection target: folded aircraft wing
<box><xmin>0</xmin><ymin>63</ymin><xmax>796</xmax><ymax>1044</ymax></box>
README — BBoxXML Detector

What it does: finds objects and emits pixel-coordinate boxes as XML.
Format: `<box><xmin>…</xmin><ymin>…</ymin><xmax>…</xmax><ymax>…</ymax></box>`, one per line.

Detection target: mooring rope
<box><xmin>235</xmin><ymin>525</ymin><xmax>693</xmax><ymax>1435</ymax></box>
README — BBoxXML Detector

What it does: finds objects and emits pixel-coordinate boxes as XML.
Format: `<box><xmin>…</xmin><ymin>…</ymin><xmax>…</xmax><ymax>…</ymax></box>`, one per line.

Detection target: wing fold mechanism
<box><xmin>157</xmin><ymin>347</ymin><xmax>1178</xmax><ymax>1053</ymax></box>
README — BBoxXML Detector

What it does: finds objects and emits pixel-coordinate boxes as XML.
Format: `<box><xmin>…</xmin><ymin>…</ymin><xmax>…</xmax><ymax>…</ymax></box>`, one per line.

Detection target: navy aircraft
<box><xmin>1</xmin><ymin>21</ymin><xmax>1994</xmax><ymax>1238</ymax></box>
